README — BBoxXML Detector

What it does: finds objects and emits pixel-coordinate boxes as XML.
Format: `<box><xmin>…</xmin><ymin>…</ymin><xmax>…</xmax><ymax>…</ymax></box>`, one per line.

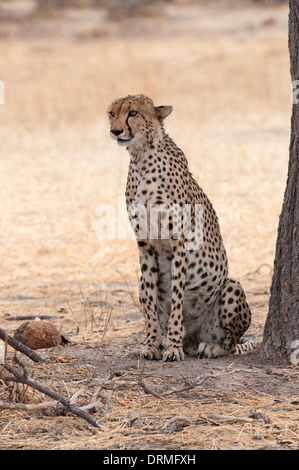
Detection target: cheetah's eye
<box><xmin>108</xmin><ymin>111</ymin><xmax>115</xmax><ymax>119</ymax></box>
<box><xmin>128</xmin><ymin>110</ymin><xmax>138</xmax><ymax>117</ymax></box>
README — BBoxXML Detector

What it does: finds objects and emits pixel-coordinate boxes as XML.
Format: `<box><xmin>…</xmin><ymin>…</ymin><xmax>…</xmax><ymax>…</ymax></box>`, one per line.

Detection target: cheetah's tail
<box><xmin>234</xmin><ymin>337</ymin><xmax>255</xmax><ymax>355</ymax></box>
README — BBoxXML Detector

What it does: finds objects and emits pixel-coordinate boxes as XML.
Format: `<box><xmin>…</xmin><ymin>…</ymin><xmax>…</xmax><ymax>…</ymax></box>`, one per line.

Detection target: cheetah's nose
<box><xmin>111</xmin><ymin>129</ymin><xmax>123</xmax><ymax>137</ymax></box>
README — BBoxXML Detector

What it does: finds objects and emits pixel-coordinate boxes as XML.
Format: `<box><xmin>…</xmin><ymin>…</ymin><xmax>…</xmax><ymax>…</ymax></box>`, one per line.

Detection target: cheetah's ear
<box><xmin>155</xmin><ymin>105</ymin><xmax>173</xmax><ymax>120</ymax></box>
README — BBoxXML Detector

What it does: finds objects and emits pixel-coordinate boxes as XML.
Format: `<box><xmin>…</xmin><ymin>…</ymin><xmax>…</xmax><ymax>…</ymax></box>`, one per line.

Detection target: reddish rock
<box><xmin>14</xmin><ymin>320</ymin><xmax>61</xmax><ymax>350</ymax></box>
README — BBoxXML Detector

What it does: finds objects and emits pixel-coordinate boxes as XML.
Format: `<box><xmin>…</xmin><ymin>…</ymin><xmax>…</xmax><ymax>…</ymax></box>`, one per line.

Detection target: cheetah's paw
<box><xmin>142</xmin><ymin>345</ymin><xmax>163</xmax><ymax>361</ymax></box>
<box><xmin>197</xmin><ymin>342</ymin><xmax>227</xmax><ymax>359</ymax></box>
<box><xmin>163</xmin><ymin>346</ymin><xmax>184</xmax><ymax>362</ymax></box>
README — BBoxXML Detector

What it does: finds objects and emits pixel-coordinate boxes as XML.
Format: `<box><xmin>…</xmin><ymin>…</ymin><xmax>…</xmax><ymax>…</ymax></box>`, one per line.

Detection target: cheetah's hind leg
<box><xmin>197</xmin><ymin>278</ymin><xmax>252</xmax><ymax>359</ymax></box>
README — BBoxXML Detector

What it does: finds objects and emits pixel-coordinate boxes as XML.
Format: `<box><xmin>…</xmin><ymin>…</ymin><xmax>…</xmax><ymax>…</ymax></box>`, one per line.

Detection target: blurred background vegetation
<box><xmin>0</xmin><ymin>0</ymin><xmax>289</xmax><ymax>41</ymax></box>
<box><xmin>0</xmin><ymin>0</ymin><xmax>288</xmax><ymax>22</ymax></box>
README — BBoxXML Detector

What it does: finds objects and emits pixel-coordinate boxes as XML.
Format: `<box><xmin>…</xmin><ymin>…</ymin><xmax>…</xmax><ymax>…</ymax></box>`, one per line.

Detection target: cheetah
<box><xmin>108</xmin><ymin>94</ymin><xmax>253</xmax><ymax>362</ymax></box>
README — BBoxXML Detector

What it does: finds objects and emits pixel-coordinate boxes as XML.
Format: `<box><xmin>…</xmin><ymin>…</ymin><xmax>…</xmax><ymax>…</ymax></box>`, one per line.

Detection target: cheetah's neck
<box><xmin>127</xmin><ymin>129</ymin><xmax>188</xmax><ymax>171</ymax></box>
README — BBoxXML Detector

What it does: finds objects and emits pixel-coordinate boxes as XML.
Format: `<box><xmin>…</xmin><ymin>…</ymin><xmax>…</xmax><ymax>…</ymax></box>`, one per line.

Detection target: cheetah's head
<box><xmin>108</xmin><ymin>94</ymin><xmax>172</xmax><ymax>151</ymax></box>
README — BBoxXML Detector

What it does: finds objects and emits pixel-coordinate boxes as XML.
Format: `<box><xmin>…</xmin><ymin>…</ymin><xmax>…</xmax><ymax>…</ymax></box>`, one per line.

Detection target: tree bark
<box><xmin>259</xmin><ymin>0</ymin><xmax>299</xmax><ymax>363</ymax></box>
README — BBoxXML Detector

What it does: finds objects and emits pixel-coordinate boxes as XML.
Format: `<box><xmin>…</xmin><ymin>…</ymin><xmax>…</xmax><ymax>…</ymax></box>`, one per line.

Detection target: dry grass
<box><xmin>0</xmin><ymin>0</ymin><xmax>298</xmax><ymax>450</ymax></box>
<box><xmin>1</xmin><ymin>347</ymin><xmax>298</xmax><ymax>450</ymax></box>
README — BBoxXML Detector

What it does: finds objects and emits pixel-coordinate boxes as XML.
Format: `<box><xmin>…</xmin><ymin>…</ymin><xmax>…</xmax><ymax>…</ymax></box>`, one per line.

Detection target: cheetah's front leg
<box><xmin>138</xmin><ymin>241</ymin><xmax>164</xmax><ymax>360</ymax></box>
<box><xmin>163</xmin><ymin>241</ymin><xmax>186</xmax><ymax>362</ymax></box>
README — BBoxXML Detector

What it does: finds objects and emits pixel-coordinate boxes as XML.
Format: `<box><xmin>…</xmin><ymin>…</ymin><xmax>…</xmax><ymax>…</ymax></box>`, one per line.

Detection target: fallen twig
<box><xmin>136</xmin><ymin>362</ymin><xmax>235</xmax><ymax>399</ymax></box>
<box><xmin>6</xmin><ymin>315</ymin><xmax>55</xmax><ymax>321</ymax></box>
<box><xmin>240</xmin><ymin>263</ymin><xmax>272</xmax><ymax>279</ymax></box>
<box><xmin>2</xmin><ymin>356</ymin><xmax>107</xmax><ymax>429</ymax></box>
<box><xmin>0</xmin><ymin>400</ymin><xmax>62</xmax><ymax>411</ymax></box>
<box><xmin>138</xmin><ymin>376</ymin><xmax>165</xmax><ymax>400</ymax></box>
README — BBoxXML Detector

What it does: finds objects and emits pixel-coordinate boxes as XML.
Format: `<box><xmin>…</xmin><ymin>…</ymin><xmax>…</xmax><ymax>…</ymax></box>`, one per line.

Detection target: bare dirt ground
<box><xmin>0</xmin><ymin>0</ymin><xmax>298</xmax><ymax>450</ymax></box>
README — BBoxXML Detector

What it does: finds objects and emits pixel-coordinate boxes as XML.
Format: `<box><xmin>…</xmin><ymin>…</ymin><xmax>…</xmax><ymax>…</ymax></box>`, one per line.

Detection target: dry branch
<box><xmin>0</xmin><ymin>400</ymin><xmax>61</xmax><ymax>411</ymax></box>
<box><xmin>137</xmin><ymin>362</ymin><xmax>235</xmax><ymax>399</ymax></box>
<box><xmin>2</xmin><ymin>357</ymin><xmax>106</xmax><ymax>429</ymax></box>
<box><xmin>138</xmin><ymin>376</ymin><xmax>165</xmax><ymax>400</ymax></box>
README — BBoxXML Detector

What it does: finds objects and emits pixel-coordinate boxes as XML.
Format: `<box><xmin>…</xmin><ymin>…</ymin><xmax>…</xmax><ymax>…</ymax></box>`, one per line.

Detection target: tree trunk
<box><xmin>259</xmin><ymin>0</ymin><xmax>299</xmax><ymax>364</ymax></box>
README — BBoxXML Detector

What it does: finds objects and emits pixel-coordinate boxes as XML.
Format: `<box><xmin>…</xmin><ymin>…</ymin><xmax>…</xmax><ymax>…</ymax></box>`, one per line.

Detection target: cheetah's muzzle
<box><xmin>117</xmin><ymin>137</ymin><xmax>134</xmax><ymax>146</ymax></box>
